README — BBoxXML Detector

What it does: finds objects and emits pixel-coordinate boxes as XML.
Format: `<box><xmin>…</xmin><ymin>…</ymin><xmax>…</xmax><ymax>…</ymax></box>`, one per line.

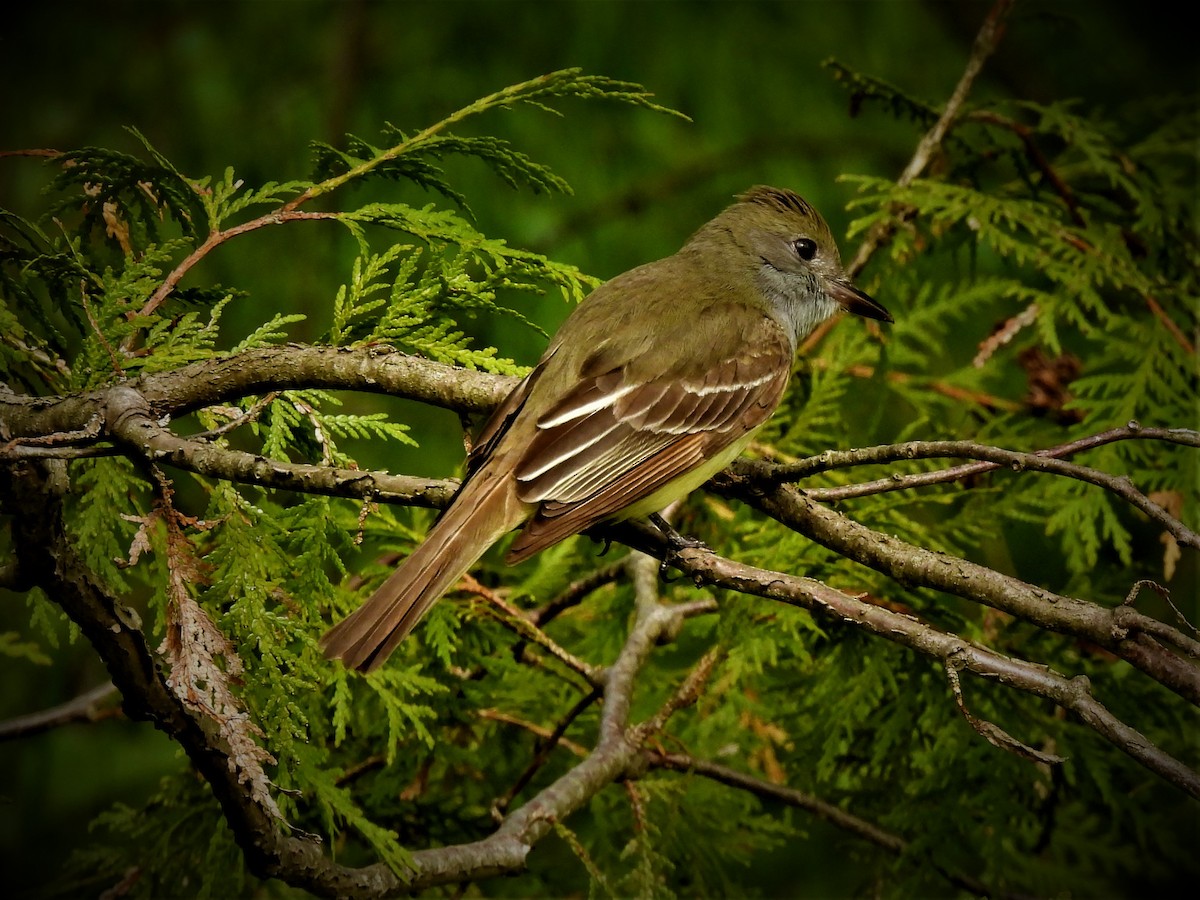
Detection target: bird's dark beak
<box><xmin>830</xmin><ymin>280</ymin><xmax>892</xmax><ymax>324</ymax></box>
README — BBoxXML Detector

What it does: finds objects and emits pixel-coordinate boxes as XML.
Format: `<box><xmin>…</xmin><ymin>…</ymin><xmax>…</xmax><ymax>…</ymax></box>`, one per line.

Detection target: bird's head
<box><xmin>690</xmin><ymin>185</ymin><xmax>892</xmax><ymax>344</ymax></box>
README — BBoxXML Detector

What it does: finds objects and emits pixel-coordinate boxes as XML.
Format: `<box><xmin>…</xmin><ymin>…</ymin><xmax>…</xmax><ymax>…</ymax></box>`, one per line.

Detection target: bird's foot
<box><xmin>649</xmin><ymin>512</ymin><xmax>708</xmax><ymax>582</ymax></box>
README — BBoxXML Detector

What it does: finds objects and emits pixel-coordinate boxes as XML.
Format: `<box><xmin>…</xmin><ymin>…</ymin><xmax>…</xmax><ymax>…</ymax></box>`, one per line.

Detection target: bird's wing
<box><xmin>505</xmin><ymin>317</ymin><xmax>792</xmax><ymax>562</ymax></box>
<box><xmin>465</xmin><ymin>358</ymin><xmax>550</xmax><ymax>475</ymax></box>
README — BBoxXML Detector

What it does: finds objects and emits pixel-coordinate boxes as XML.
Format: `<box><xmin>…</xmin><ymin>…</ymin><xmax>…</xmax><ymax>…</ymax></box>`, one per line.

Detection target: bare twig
<box><xmin>631</xmin><ymin>646</ymin><xmax>723</xmax><ymax>743</ymax></box>
<box><xmin>1143</xmin><ymin>294</ymin><xmax>1195</xmax><ymax>356</ymax></box>
<box><xmin>0</xmin><ymin>681</ymin><xmax>121</xmax><ymax>740</ymax></box>
<box><xmin>651</xmin><ymin>751</ymin><xmax>903</xmax><ymax>849</ymax></box>
<box><xmin>132</xmin><ymin>211</ymin><xmax>338</xmax><ymax>329</ymax></box>
<box><xmin>1123</xmin><ymin>579</ymin><xmax>1199</xmax><ymax>640</ymax></box>
<box><xmin>846</xmin><ymin>0</ymin><xmax>1017</xmax><ymax>278</ymax></box>
<box><xmin>334</xmin><ymin>753</ymin><xmax>388</xmax><ymax>787</ymax></box>
<box><xmin>1</xmin><ymin>412</ymin><xmax>103</xmax><ymax>447</ymax></box>
<box><xmin>491</xmin><ymin>688</ymin><xmax>602</xmax><ymax>817</ymax></box>
<box><xmin>747</xmin><ymin>431</ymin><xmax>1200</xmax><ymax>551</ymax></box>
<box><xmin>477</xmin><ymin>709</ymin><xmax>591</xmax><ymax>757</ymax></box>
<box><xmin>945</xmin><ymin>652</ymin><xmax>1066</xmax><ymax>766</ymax></box>
<box><xmin>760</xmin><ymin>425</ymin><xmax>1199</xmax><ymax>482</ymax></box>
<box><xmin>0</xmin><ymin>443</ymin><xmax>112</xmax><ymax>460</ymax></box>
<box><xmin>460</xmin><ymin>574</ymin><xmax>603</xmax><ymax>687</ymax></box>
<box><xmin>189</xmin><ymin>392</ymin><xmax>280</xmax><ymax>441</ymax></box>
<box><xmin>527</xmin><ymin>559</ymin><xmax>627</xmax><ymax>627</ymax></box>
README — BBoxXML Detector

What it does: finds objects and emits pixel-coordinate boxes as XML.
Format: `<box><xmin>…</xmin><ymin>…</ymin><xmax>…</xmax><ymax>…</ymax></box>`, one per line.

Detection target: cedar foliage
<box><xmin>1</xmin><ymin>48</ymin><xmax>1197</xmax><ymax>900</ymax></box>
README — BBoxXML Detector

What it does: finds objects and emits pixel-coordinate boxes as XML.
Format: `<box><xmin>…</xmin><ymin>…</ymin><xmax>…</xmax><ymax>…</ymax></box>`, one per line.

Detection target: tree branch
<box><xmin>713</xmin><ymin>470</ymin><xmax>1200</xmax><ymax>706</ymax></box>
<box><xmin>745</xmin><ymin>432</ymin><xmax>1200</xmax><ymax>550</ymax></box>
<box><xmin>0</xmin><ymin>681</ymin><xmax>121</xmax><ymax>740</ymax></box>
<box><xmin>0</xmin><ymin>345</ymin><xmax>514</xmax><ymax>442</ymax></box>
<box><xmin>100</xmin><ymin>387</ymin><xmax>456</xmax><ymax>510</ymax></box>
<box><xmin>459</xmin><ymin>573</ymin><xmax>603</xmax><ymax>687</ymax></box>
<box><xmin>610</xmin><ymin>527</ymin><xmax>1200</xmax><ymax>800</ymax></box>
<box><xmin>846</xmin><ymin>0</ymin><xmax>1016</xmax><ymax>278</ymax></box>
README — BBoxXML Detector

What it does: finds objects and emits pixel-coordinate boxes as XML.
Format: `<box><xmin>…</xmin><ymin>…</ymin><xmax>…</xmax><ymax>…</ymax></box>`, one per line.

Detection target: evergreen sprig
<box><xmin>3</xmin><ymin>59</ymin><xmax>1196</xmax><ymax>900</ymax></box>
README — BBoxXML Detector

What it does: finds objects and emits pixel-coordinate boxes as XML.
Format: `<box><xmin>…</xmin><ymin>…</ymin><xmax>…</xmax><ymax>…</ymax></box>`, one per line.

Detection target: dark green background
<box><xmin>2</xmin><ymin>1</ymin><xmax>1194</xmax><ymax>896</ymax></box>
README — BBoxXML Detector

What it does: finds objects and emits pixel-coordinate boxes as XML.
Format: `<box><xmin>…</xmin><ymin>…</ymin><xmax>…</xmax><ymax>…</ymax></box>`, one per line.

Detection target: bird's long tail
<box><xmin>321</xmin><ymin>468</ymin><xmax>525</xmax><ymax>672</ymax></box>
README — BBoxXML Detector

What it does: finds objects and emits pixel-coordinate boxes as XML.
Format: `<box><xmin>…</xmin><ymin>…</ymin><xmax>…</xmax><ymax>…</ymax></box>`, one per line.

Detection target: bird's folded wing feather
<box><xmin>505</xmin><ymin>319</ymin><xmax>792</xmax><ymax>561</ymax></box>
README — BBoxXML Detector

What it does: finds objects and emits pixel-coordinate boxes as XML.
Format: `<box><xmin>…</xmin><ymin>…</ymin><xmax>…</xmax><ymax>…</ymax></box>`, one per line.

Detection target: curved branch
<box><xmin>768</xmin><ymin>426</ymin><xmax>1199</xmax><ymax>482</ymax></box>
<box><xmin>0</xmin><ymin>681</ymin><xmax>120</xmax><ymax>741</ymax></box>
<box><xmin>134</xmin><ymin>212</ymin><xmax>339</xmax><ymax>326</ymax></box>
<box><xmin>605</xmin><ymin>522</ymin><xmax>1200</xmax><ymax>800</ymax></box>
<box><xmin>0</xmin><ymin>344</ymin><xmax>514</xmax><ymax>441</ymax></box>
<box><xmin>527</xmin><ymin>559</ymin><xmax>627</xmax><ymax>627</ymax></box>
<box><xmin>748</xmin><ymin>432</ymin><xmax>1200</xmax><ymax>550</ymax></box>
<box><xmin>712</xmin><ymin>472</ymin><xmax>1200</xmax><ymax>707</ymax></box>
<box><xmin>102</xmin><ymin>386</ymin><xmax>456</xmax><ymax>510</ymax></box>
<box><xmin>650</xmin><ymin>751</ymin><xmax>904</xmax><ymax>852</ymax></box>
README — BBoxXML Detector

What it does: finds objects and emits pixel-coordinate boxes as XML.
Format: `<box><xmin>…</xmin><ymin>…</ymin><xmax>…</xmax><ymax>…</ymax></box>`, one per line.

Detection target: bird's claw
<box><xmin>649</xmin><ymin>512</ymin><xmax>708</xmax><ymax>583</ymax></box>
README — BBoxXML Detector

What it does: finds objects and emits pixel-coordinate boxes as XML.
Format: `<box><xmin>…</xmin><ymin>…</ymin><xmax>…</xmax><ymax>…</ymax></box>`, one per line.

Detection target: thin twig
<box><xmin>1123</xmin><ymin>579</ymin><xmax>1197</xmax><ymax>637</ymax></box>
<box><xmin>477</xmin><ymin>708</ymin><xmax>590</xmax><ymax>758</ymax></box>
<box><xmin>0</xmin><ymin>681</ymin><xmax>121</xmax><ymax>740</ymax></box>
<box><xmin>1144</xmin><ymin>294</ymin><xmax>1195</xmax><ymax>356</ymax></box>
<box><xmin>747</xmin><ymin>432</ymin><xmax>1200</xmax><ymax>550</ymax></box>
<box><xmin>760</xmin><ymin>425</ymin><xmax>1199</xmax><ymax>482</ymax></box>
<box><xmin>189</xmin><ymin>392</ymin><xmax>280</xmax><ymax>441</ymax></box>
<box><xmin>1</xmin><ymin>413</ymin><xmax>103</xmax><ymax>447</ymax></box>
<box><xmin>945</xmin><ymin>652</ymin><xmax>1066</xmax><ymax>766</ymax></box>
<box><xmin>527</xmin><ymin>559</ymin><xmax>627</xmax><ymax>627</ymax></box>
<box><xmin>0</xmin><ymin>443</ymin><xmax>112</xmax><ymax>460</ymax></box>
<box><xmin>630</xmin><ymin>646</ymin><xmax>723</xmax><ymax>743</ymax></box>
<box><xmin>460</xmin><ymin>574</ymin><xmax>604</xmax><ymax>687</ymax></box>
<box><xmin>132</xmin><ymin>211</ymin><xmax>338</xmax><ymax>328</ymax></box>
<box><xmin>491</xmin><ymin>688</ymin><xmax>603</xmax><ymax>818</ymax></box>
<box><xmin>846</xmin><ymin>0</ymin><xmax>1016</xmax><ymax>278</ymax></box>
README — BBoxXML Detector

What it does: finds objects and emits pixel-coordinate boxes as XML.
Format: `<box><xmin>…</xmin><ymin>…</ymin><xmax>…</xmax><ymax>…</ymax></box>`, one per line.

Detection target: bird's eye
<box><xmin>791</xmin><ymin>238</ymin><xmax>818</xmax><ymax>261</ymax></box>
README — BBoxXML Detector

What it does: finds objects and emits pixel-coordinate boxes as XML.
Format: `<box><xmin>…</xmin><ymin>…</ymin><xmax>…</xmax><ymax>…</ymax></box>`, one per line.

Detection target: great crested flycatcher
<box><xmin>322</xmin><ymin>185</ymin><xmax>891</xmax><ymax>671</ymax></box>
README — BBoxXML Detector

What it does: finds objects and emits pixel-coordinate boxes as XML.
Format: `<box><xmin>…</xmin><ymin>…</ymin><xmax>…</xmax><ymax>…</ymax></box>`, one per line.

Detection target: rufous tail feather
<box><xmin>321</xmin><ymin>469</ymin><xmax>524</xmax><ymax>672</ymax></box>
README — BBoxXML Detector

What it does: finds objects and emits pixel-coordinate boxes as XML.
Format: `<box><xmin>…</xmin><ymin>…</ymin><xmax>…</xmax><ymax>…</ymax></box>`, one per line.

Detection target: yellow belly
<box><xmin>613</xmin><ymin>432</ymin><xmax>756</xmax><ymax>521</ymax></box>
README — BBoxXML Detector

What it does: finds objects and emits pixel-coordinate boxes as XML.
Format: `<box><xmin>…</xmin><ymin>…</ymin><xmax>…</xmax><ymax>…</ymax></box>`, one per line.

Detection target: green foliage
<box><xmin>48</xmin><ymin>128</ymin><xmax>206</xmax><ymax>241</ymax></box>
<box><xmin>837</xmin><ymin>94</ymin><xmax>1198</xmax><ymax>583</ymax></box>
<box><xmin>2</xmin><ymin>55</ymin><xmax>1196</xmax><ymax>900</ymax></box>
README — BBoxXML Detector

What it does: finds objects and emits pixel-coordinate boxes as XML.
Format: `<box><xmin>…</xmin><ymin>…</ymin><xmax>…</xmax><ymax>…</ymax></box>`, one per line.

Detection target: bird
<box><xmin>321</xmin><ymin>185</ymin><xmax>891</xmax><ymax>672</ymax></box>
